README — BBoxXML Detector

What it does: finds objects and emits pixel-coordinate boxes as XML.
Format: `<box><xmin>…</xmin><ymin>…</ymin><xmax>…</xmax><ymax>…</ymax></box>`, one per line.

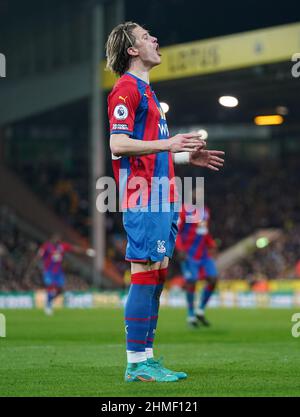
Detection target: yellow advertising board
<box><xmin>102</xmin><ymin>22</ymin><xmax>300</xmax><ymax>89</ymax></box>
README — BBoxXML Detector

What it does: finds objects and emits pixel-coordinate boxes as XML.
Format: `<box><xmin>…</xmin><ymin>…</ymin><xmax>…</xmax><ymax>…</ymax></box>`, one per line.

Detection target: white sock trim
<box><xmin>126</xmin><ymin>350</ymin><xmax>147</xmax><ymax>364</ymax></box>
<box><xmin>145</xmin><ymin>348</ymin><xmax>154</xmax><ymax>359</ymax></box>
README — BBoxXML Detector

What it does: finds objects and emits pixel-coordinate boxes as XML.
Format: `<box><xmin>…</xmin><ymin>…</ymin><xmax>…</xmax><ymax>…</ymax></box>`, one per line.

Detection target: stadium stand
<box><xmin>222</xmin><ymin>225</ymin><xmax>300</xmax><ymax>281</ymax></box>
<box><xmin>4</xmin><ymin>153</ymin><xmax>300</xmax><ymax>286</ymax></box>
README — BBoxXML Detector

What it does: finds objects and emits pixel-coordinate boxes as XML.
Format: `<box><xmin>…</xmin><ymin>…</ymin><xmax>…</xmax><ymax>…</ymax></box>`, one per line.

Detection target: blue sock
<box><xmin>200</xmin><ymin>284</ymin><xmax>214</xmax><ymax>310</ymax></box>
<box><xmin>46</xmin><ymin>288</ymin><xmax>56</xmax><ymax>308</ymax></box>
<box><xmin>146</xmin><ymin>268</ymin><xmax>167</xmax><ymax>349</ymax></box>
<box><xmin>125</xmin><ymin>270</ymin><xmax>158</xmax><ymax>353</ymax></box>
<box><xmin>186</xmin><ymin>282</ymin><xmax>196</xmax><ymax>317</ymax></box>
<box><xmin>146</xmin><ymin>283</ymin><xmax>163</xmax><ymax>349</ymax></box>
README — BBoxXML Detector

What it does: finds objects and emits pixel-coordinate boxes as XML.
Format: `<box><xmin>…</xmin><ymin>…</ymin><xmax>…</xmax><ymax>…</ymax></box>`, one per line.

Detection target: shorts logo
<box><xmin>114</xmin><ymin>104</ymin><xmax>128</xmax><ymax>120</ymax></box>
<box><xmin>157</xmin><ymin>240</ymin><xmax>166</xmax><ymax>254</ymax></box>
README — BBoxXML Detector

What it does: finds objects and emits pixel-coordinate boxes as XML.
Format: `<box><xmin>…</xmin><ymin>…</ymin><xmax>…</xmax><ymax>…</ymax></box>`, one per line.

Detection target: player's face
<box><xmin>132</xmin><ymin>26</ymin><xmax>161</xmax><ymax>67</ymax></box>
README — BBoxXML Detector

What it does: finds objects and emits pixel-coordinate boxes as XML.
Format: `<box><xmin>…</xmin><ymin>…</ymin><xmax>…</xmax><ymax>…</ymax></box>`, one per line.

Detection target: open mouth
<box><xmin>156</xmin><ymin>44</ymin><xmax>161</xmax><ymax>56</ymax></box>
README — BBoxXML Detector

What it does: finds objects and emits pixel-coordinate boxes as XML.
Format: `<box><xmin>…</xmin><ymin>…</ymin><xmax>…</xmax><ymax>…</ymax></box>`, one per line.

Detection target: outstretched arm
<box><xmin>174</xmin><ymin>149</ymin><xmax>225</xmax><ymax>171</ymax></box>
<box><xmin>64</xmin><ymin>243</ymin><xmax>95</xmax><ymax>257</ymax></box>
<box><xmin>110</xmin><ymin>132</ymin><xmax>206</xmax><ymax>157</ymax></box>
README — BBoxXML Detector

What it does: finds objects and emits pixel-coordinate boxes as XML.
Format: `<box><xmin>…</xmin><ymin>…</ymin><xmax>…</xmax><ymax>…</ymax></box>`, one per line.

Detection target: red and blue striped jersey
<box><xmin>38</xmin><ymin>241</ymin><xmax>73</xmax><ymax>274</ymax></box>
<box><xmin>108</xmin><ymin>72</ymin><xmax>176</xmax><ymax>209</ymax></box>
<box><xmin>176</xmin><ymin>205</ymin><xmax>216</xmax><ymax>260</ymax></box>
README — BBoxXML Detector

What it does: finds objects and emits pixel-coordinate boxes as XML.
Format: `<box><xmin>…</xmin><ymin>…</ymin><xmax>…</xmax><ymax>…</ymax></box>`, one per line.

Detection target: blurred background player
<box><xmin>26</xmin><ymin>233</ymin><xmax>94</xmax><ymax>315</ymax></box>
<box><xmin>176</xmin><ymin>200</ymin><xmax>218</xmax><ymax>327</ymax></box>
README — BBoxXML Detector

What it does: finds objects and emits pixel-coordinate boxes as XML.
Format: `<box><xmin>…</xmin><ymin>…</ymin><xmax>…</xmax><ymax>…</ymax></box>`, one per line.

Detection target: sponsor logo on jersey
<box><xmin>112</xmin><ymin>123</ymin><xmax>129</xmax><ymax>130</ymax></box>
<box><xmin>118</xmin><ymin>95</ymin><xmax>128</xmax><ymax>103</ymax></box>
<box><xmin>114</xmin><ymin>104</ymin><xmax>128</xmax><ymax>120</ymax></box>
<box><xmin>158</xmin><ymin>123</ymin><xmax>169</xmax><ymax>137</ymax></box>
<box><xmin>157</xmin><ymin>240</ymin><xmax>166</xmax><ymax>254</ymax></box>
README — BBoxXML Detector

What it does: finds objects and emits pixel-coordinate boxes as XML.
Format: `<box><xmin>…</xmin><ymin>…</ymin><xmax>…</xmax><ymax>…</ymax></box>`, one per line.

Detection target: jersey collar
<box><xmin>125</xmin><ymin>71</ymin><xmax>150</xmax><ymax>86</ymax></box>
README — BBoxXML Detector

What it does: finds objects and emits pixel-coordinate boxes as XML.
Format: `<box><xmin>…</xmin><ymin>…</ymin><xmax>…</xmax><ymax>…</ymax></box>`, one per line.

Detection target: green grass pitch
<box><xmin>0</xmin><ymin>307</ymin><xmax>299</xmax><ymax>397</ymax></box>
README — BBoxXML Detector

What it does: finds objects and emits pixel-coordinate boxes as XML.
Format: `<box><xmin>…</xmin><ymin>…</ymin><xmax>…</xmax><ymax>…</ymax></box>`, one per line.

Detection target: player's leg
<box><xmin>44</xmin><ymin>273</ymin><xmax>64</xmax><ymax>315</ymax></box>
<box><xmin>133</xmin><ymin>205</ymin><xmax>175</xmax><ymax>363</ymax></box>
<box><xmin>182</xmin><ymin>259</ymin><xmax>199</xmax><ymax>327</ymax></box>
<box><xmin>145</xmin><ymin>204</ymin><xmax>179</xmax><ymax>349</ymax></box>
<box><xmin>123</xmin><ymin>208</ymin><xmax>177</xmax><ymax>382</ymax></box>
<box><xmin>145</xmin><ymin>256</ymin><xmax>168</xmax><ymax>361</ymax></box>
<box><xmin>196</xmin><ymin>258</ymin><xmax>218</xmax><ymax>326</ymax></box>
<box><xmin>145</xmin><ymin>257</ymin><xmax>187</xmax><ymax>380</ymax></box>
<box><xmin>43</xmin><ymin>272</ymin><xmax>55</xmax><ymax>315</ymax></box>
<box><xmin>125</xmin><ymin>260</ymin><xmax>178</xmax><ymax>382</ymax></box>
<box><xmin>145</xmin><ymin>207</ymin><xmax>187</xmax><ymax>379</ymax></box>
<box><xmin>124</xmin><ymin>205</ymin><xmax>182</xmax><ymax>382</ymax></box>
<box><xmin>53</xmin><ymin>273</ymin><xmax>65</xmax><ymax>300</ymax></box>
<box><xmin>125</xmin><ymin>260</ymin><xmax>158</xmax><ymax>367</ymax></box>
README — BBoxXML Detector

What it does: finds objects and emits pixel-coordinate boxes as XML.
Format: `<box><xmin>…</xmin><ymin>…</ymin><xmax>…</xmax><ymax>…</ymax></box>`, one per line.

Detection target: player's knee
<box><xmin>131</xmin><ymin>260</ymin><xmax>160</xmax><ymax>273</ymax></box>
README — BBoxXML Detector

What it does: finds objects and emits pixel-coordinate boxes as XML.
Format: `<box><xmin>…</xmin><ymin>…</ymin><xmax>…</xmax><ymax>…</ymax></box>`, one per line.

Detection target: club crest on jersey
<box><xmin>114</xmin><ymin>104</ymin><xmax>128</xmax><ymax>120</ymax></box>
<box><xmin>157</xmin><ymin>240</ymin><xmax>166</xmax><ymax>254</ymax></box>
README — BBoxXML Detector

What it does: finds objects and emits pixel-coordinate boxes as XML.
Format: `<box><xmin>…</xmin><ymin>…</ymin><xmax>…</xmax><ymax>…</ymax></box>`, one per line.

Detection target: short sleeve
<box><xmin>61</xmin><ymin>242</ymin><xmax>73</xmax><ymax>253</ymax></box>
<box><xmin>108</xmin><ymin>84</ymin><xmax>140</xmax><ymax>136</ymax></box>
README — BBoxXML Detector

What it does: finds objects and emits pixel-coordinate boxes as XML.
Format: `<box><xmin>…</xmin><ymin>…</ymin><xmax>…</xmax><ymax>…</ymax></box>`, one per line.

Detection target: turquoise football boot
<box><xmin>125</xmin><ymin>360</ymin><xmax>178</xmax><ymax>382</ymax></box>
<box><xmin>147</xmin><ymin>357</ymin><xmax>188</xmax><ymax>380</ymax></box>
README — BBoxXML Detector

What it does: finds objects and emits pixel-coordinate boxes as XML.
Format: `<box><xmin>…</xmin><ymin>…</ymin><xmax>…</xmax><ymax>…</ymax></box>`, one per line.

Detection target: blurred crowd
<box><xmin>17</xmin><ymin>158</ymin><xmax>300</xmax><ymax>250</ymax></box>
<box><xmin>0</xmin><ymin>207</ymin><xmax>89</xmax><ymax>291</ymax></box>
<box><xmin>221</xmin><ymin>225</ymin><xmax>300</xmax><ymax>281</ymax></box>
<box><xmin>16</xmin><ymin>162</ymin><xmax>90</xmax><ymax>237</ymax></box>
<box><xmin>201</xmin><ymin>158</ymin><xmax>300</xmax><ymax>249</ymax></box>
<box><xmin>4</xmin><ymin>156</ymin><xmax>300</xmax><ymax>287</ymax></box>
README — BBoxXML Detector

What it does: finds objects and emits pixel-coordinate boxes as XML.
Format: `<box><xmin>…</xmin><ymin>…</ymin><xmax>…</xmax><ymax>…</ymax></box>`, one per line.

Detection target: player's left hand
<box><xmin>190</xmin><ymin>149</ymin><xmax>225</xmax><ymax>171</ymax></box>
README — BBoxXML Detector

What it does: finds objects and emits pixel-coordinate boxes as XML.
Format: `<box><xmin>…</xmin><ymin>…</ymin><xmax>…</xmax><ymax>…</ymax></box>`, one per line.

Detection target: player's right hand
<box><xmin>168</xmin><ymin>132</ymin><xmax>206</xmax><ymax>153</ymax></box>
